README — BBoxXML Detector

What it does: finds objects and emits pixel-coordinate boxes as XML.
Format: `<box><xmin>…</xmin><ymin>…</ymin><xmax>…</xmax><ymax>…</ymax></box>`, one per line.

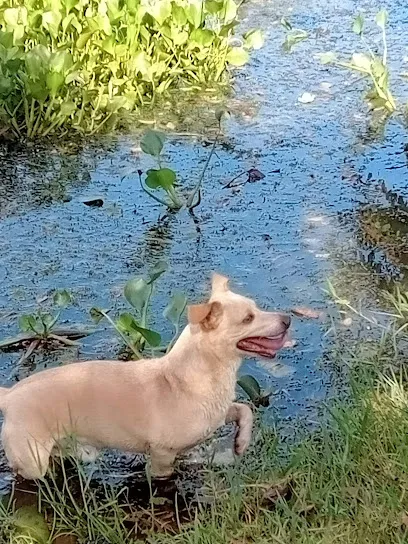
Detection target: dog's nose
<box><xmin>281</xmin><ymin>314</ymin><xmax>291</xmax><ymax>329</ymax></box>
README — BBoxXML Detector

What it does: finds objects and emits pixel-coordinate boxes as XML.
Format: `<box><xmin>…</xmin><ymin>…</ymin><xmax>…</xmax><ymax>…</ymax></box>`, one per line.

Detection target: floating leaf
<box><xmin>280</xmin><ymin>17</ymin><xmax>292</xmax><ymax>31</ymax></box>
<box><xmin>291</xmin><ymin>307</ymin><xmax>322</xmax><ymax>319</ymax></box>
<box><xmin>164</xmin><ymin>292</ymin><xmax>187</xmax><ymax>326</ymax></box>
<box><xmin>53</xmin><ymin>289</ymin><xmax>72</xmax><ymax>308</ymax></box>
<box><xmin>226</xmin><ymin>47</ymin><xmax>249</xmax><ymax>66</ymax></box>
<box><xmin>124</xmin><ymin>277</ymin><xmax>150</xmax><ymax>313</ymax></box>
<box><xmin>352</xmin><ymin>13</ymin><xmax>364</xmax><ymax>35</ymax></box>
<box><xmin>140</xmin><ymin>130</ymin><xmax>165</xmax><ymax>157</ymax></box>
<box><xmin>298</xmin><ymin>92</ymin><xmax>315</xmax><ymax>104</ymax></box>
<box><xmin>90</xmin><ymin>307</ymin><xmax>106</xmax><ymax>324</ymax></box>
<box><xmin>318</xmin><ymin>51</ymin><xmax>337</xmax><ymax>65</ymax></box>
<box><xmin>244</xmin><ymin>29</ymin><xmax>264</xmax><ymax>50</ymax></box>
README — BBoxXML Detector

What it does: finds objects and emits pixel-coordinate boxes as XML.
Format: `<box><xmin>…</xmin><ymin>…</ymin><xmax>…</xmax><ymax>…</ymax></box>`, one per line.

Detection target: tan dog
<box><xmin>0</xmin><ymin>274</ymin><xmax>291</xmax><ymax>480</ymax></box>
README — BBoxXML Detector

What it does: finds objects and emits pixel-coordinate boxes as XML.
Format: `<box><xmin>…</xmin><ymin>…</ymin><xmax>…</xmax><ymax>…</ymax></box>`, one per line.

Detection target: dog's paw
<box><xmin>234</xmin><ymin>430</ymin><xmax>251</xmax><ymax>456</ymax></box>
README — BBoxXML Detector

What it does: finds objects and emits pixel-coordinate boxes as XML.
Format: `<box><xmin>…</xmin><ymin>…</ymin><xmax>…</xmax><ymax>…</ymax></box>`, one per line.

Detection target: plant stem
<box><xmin>99</xmin><ymin>310</ymin><xmax>143</xmax><ymax>359</ymax></box>
<box><xmin>186</xmin><ymin>125</ymin><xmax>221</xmax><ymax>209</ymax></box>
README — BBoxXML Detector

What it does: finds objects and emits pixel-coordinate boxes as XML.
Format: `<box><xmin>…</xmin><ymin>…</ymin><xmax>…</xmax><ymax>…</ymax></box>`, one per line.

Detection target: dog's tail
<box><xmin>0</xmin><ymin>387</ymin><xmax>9</xmax><ymax>411</ymax></box>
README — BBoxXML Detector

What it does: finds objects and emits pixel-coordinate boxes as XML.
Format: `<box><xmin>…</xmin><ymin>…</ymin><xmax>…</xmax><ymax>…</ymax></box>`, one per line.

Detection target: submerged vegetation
<box><xmin>0</xmin><ymin>0</ymin><xmax>262</xmax><ymax>139</ymax></box>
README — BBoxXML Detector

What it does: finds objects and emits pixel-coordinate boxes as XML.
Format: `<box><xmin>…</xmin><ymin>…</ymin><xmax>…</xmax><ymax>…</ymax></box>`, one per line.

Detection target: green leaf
<box><xmin>244</xmin><ymin>29</ymin><xmax>264</xmax><ymax>50</ymax></box>
<box><xmin>375</xmin><ymin>9</ymin><xmax>388</xmax><ymax>29</ymax></box>
<box><xmin>90</xmin><ymin>307</ymin><xmax>106</xmax><ymax>324</ymax></box>
<box><xmin>206</xmin><ymin>0</ymin><xmax>224</xmax><ymax>14</ymax></box>
<box><xmin>41</xmin><ymin>312</ymin><xmax>58</xmax><ymax>331</ymax></box>
<box><xmin>148</xmin><ymin>260</ymin><xmax>168</xmax><ymax>283</ymax></box>
<box><xmin>145</xmin><ymin>168</ymin><xmax>176</xmax><ymax>190</ymax></box>
<box><xmin>13</xmin><ymin>505</ymin><xmax>50</xmax><ymax>544</ymax></box>
<box><xmin>237</xmin><ymin>375</ymin><xmax>261</xmax><ymax>401</ymax></box>
<box><xmin>190</xmin><ymin>29</ymin><xmax>214</xmax><ymax>48</ymax></box>
<box><xmin>163</xmin><ymin>292</ymin><xmax>187</xmax><ymax>326</ymax></box>
<box><xmin>19</xmin><ymin>314</ymin><xmax>37</xmax><ymax>333</ymax></box>
<box><xmin>318</xmin><ymin>51</ymin><xmax>337</xmax><ymax>65</ymax></box>
<box><xmin>53</xmin><ymin>289</ymin><xmax>72</xmax><ymax>308</ymax></box>
<box><xmin>46</xmin><ymin>71</ymin><xmax>65</xmax><ymax>97</ymax></box>
<box><xmin>116</xmin><ymin>313</ymin><xmax>161</xmax><ymax>346</ymax></box>
<box><xmin>351</xmin><ymin>52</ymin><xmax>371</xmax><ymax>72</ymax></box>
<box><xmin>140</xmin><ymin>130</ymin><xmax>165</xmax><ymax>157</ymax></box>
<box><xmin>282</xmin><ymin>31</ymin><xmax>308</xmax><ymax>52</ymax></box>
<box><xmin>226</xmin><ymin>47</ymin><xmax>249</xmax><ymax>66</ymax></box>
<box><xmin>352</xmin><ymin>13</ymin><xmax>364</xmax><ymax>36</ymax></box>
<box><xmin>172</xmin><ymin>5</ymin><xmax>187</xmax><ymax>25</ymax></box>
<box><xmin>76</xmin><ymin>31</ymin><xmax>92</xmax><ymax>49</ymax></box>
<box><xmin>42</xmin><ymin>10</ymin><xmax>62</xmax><ymax>37</ymax></box>
<box><xmin>223</xmin><ymin>0</ymin><xmax>237</xmax><ymax>24</ymax></box>
<box><xmin>185</xmin><ymin>2</ymin><xmax>202</xmax><ymax>28</ymax></box>
<box><xmin>59</xmin><ymin>101</ymin><xmax>76</xmax><ymax>116</ymax></box>
<box><xmin>124</xmin><ymin>277</ymin><xmax>150</xmax><ymax>313</ymax></box>
<box><xmin>280</xmin><ymin>17</ymin><xmax>292</xmax><ymax>31</ymax></box>
<box><xmin>50</xmin><ymin>50</ymin><xmax>73</xmax><ymax>73</ymax></box>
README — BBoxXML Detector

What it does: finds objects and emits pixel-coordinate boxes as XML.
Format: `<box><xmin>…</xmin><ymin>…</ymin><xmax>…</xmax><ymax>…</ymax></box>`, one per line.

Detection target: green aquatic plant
<box><xmin>319</xmin><ymin>10</ymin><xmax>396</xmax><ymax>113</ymax></box>
<box><xmin>133</xmin><ymin>111</ymin><xmax>223</xmax><ymax>211</ymax></box>
<box><xmin>91</xmin><ymin>261</ymin><xmax>187</xmax><ymax>358</ymax></box>
<box><xmin>0</xmin><ymin>0</ymin><xmax>262</xmax><ymax>139</ymax></box>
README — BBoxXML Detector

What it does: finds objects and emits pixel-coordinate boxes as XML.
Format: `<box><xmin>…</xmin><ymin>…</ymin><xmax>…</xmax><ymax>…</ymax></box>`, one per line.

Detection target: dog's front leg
<box><xmin>225</xmin><ymin>402</ymin><xmax>253</xmax><ymax>455</ymax></box>
<box><xmin>150</xmin><ymin>448</ymin><xmax>177</xmax><ymax>479</ymax></box>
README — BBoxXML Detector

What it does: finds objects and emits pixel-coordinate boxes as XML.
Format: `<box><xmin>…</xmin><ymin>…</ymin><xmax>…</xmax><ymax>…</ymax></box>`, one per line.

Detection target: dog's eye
<box><xmin>242</xmin><ymin>313</ymin><xmax>254</xmax><ymax>324</ymax></box>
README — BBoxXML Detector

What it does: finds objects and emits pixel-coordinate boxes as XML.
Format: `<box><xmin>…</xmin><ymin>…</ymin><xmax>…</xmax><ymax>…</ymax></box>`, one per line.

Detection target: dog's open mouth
<box><xmin>237</xmin><ymin>332</ymin><xmax>288</xmax><ymax>359</ymax></box>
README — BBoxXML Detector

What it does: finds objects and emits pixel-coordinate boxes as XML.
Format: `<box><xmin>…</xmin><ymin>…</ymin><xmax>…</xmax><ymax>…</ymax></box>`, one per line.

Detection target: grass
<box><xmin>2</xmin><ymin>296</ymin><xmax>408</xmax><ymax>543</ymax></box>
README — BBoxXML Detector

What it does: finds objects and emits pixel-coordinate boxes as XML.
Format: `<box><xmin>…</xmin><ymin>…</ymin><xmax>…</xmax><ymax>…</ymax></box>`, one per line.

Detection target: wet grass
<box><xmin>1</xmin><ymin>333</ymin><xmax>408</xmax><ymax>543</ymax></box>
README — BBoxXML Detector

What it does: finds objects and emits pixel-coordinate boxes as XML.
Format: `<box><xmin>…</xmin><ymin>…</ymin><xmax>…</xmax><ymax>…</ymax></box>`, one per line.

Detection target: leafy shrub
<box><xmin>0</xmin><ymin>0</ymin><xmax>263</xmax><ymax>139</ymax></box>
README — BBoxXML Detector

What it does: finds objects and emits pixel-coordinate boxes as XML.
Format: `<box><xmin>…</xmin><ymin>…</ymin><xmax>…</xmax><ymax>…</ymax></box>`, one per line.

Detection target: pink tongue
<box><xmin>237</xmin><ymin>336</ymin><xmax>285</xmax><ymax>353</ymax></box>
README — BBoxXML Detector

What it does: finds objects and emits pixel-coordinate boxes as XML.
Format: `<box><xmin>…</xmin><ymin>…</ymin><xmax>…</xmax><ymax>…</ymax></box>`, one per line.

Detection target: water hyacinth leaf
<box><xmin>351</xmin><ymin>52</ymin><xmax>371</xmax><ymax>72</ymax></box>
<box><xmin>376</xmin><ymin>9</ymin><xmax>388</xmax><ymax>29</ymax></box>
<box><xmin>41</xmin><ymin>312</ymin><xmax>58</xmax><ymax>330</ymax></box>
<box><xmin>89</xmin><ymin>307</ymin><xmax>106</xmax><ymax>324</ymax></box>
<box><xmin>237</xmin><ymin>374</ymin><xmax>261</xmax><ymax>401</ymax></box>
<box><xmin>53</xmin><ymin>289</ymin><xmax>72</xmax><ymax>308</ymax></box>
<box><xmin>226</xmin><ymin>47</ymin><xmax>249</xmax><ymax>66</ymax></box>
<box><xmin>190</xmin><ymin>28</ymin><xmax>214</xmax><ymax>48</ymax></box>
<box><xmin>244</xmin><ymin>29</ymin><xmax>264</xmax><ymax>50</ymax></box>
<box><xmin>352</xmin><ymin>13</ymin><xmax>364</xmax><ymax>35</ymax></box>
<box><xmin>50</xmin><ymin>50</ymin><xmax>73</xmax><ymax>73</ymax></box>
<box><xmin>223</xmin><ymin>0</ymin><xmax>238</xmax><ymax>24</ymax></box>
<box><xmin>164</xmin><ymin>292</ymin><xmax>187</xmax><ymax>326</ymax></box>
<box><xmin>148</xmin><ymin>260</ymin><xmax>168</xmax><ymax>283</ymax></box>
<box><xmin>280</xmin><ymin>17</ymin><xmax>292</xmax><ymax>31</ymax></box>
<box><xmin>318</xmin><ymin>51</ymin><xmax>337</xmax><ymax>64</ymax></box>
<box><xmin>13</xmin><ymin>505</ymin><xmax>50</xmax><ymax>544</ymax></box>
<box><xmin>282</xmin><ymin>31</ymin><xmax>308</xmax><ymax>52</ymax></box>
<box><xmin>140</xmin><ymin>130</ymin><xmax>165</xmax><ymax>157</ymax></box>
<box><xmin>206</xmin><ymin>0</ymin><xmax>224</xmax><ymax>14</ymax></box>
<box><xmin>145</xmin><ymin>168</ymin><xmax>176</xmax><ymax>190</ymax></box>
<box><xmin>117</xmin><ymin>313</ymin><xmax>161</xmax><ymax>346</ymax></box>
<box><xmin>42</xmin><ymin>10</ymin><xmax>62</xmax><ymax>37</ymax></box>
<box><xmin>19</xmin><ymin>314</ymin><xmax>37</xmax><ymax>333</ymax></box>
<box><xmin>124</xmin><ymin>277</ymin><xmax>150</xmax><ymax>313</ymax></box>
<box><xmin>46</xmin><ymin>71</ymin><xmax>65</xmax><ymax>97</ymax></box>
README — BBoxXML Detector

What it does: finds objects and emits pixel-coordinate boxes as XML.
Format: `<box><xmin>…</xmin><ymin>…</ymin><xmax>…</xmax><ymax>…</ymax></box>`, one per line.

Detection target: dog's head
<box><xmin>188</xmin><ymin>273</ymin><xmax>291</xmax><ymax>360</ymax></box>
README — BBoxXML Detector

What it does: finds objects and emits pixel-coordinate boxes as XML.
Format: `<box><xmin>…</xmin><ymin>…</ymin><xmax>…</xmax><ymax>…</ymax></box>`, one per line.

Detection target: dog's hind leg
<box><xmin>225</xmin><ymin>403</ymin><xmax>253</xmax><ymax>455</ymax></box>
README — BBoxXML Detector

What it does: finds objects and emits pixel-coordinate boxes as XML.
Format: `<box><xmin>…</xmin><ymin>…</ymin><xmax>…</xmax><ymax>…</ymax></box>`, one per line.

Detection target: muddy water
<box><xmin>1</xmin><ymin>0</ymin><xmax>408</xmax><ymax>490</ymax></box>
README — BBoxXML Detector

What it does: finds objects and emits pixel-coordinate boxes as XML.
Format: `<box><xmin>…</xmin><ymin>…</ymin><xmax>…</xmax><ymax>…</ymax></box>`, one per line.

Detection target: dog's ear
<box><xmin>188</xmin><ymin>301</ymin><xmax>223</xmax><ymax>330</ymax></box>
<box><xmin>211</xmin><ymin>273</ymin><xmax>229</xmax><ymax>294</ymax></box>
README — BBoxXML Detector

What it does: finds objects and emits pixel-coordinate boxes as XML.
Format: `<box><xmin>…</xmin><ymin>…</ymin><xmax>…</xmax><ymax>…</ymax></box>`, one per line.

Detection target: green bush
<box><xmin>0</xmin><ymin>0</ymin><xmax>262</xmax><ymax>139</ymax></box>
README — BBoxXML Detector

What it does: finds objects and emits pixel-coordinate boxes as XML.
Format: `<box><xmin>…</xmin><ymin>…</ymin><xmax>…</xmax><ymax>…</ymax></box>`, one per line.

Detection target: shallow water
<box><xmin>1</xmin><ymin>0</ymin><xmax>408</xmax><ymax>490</ymax></box>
